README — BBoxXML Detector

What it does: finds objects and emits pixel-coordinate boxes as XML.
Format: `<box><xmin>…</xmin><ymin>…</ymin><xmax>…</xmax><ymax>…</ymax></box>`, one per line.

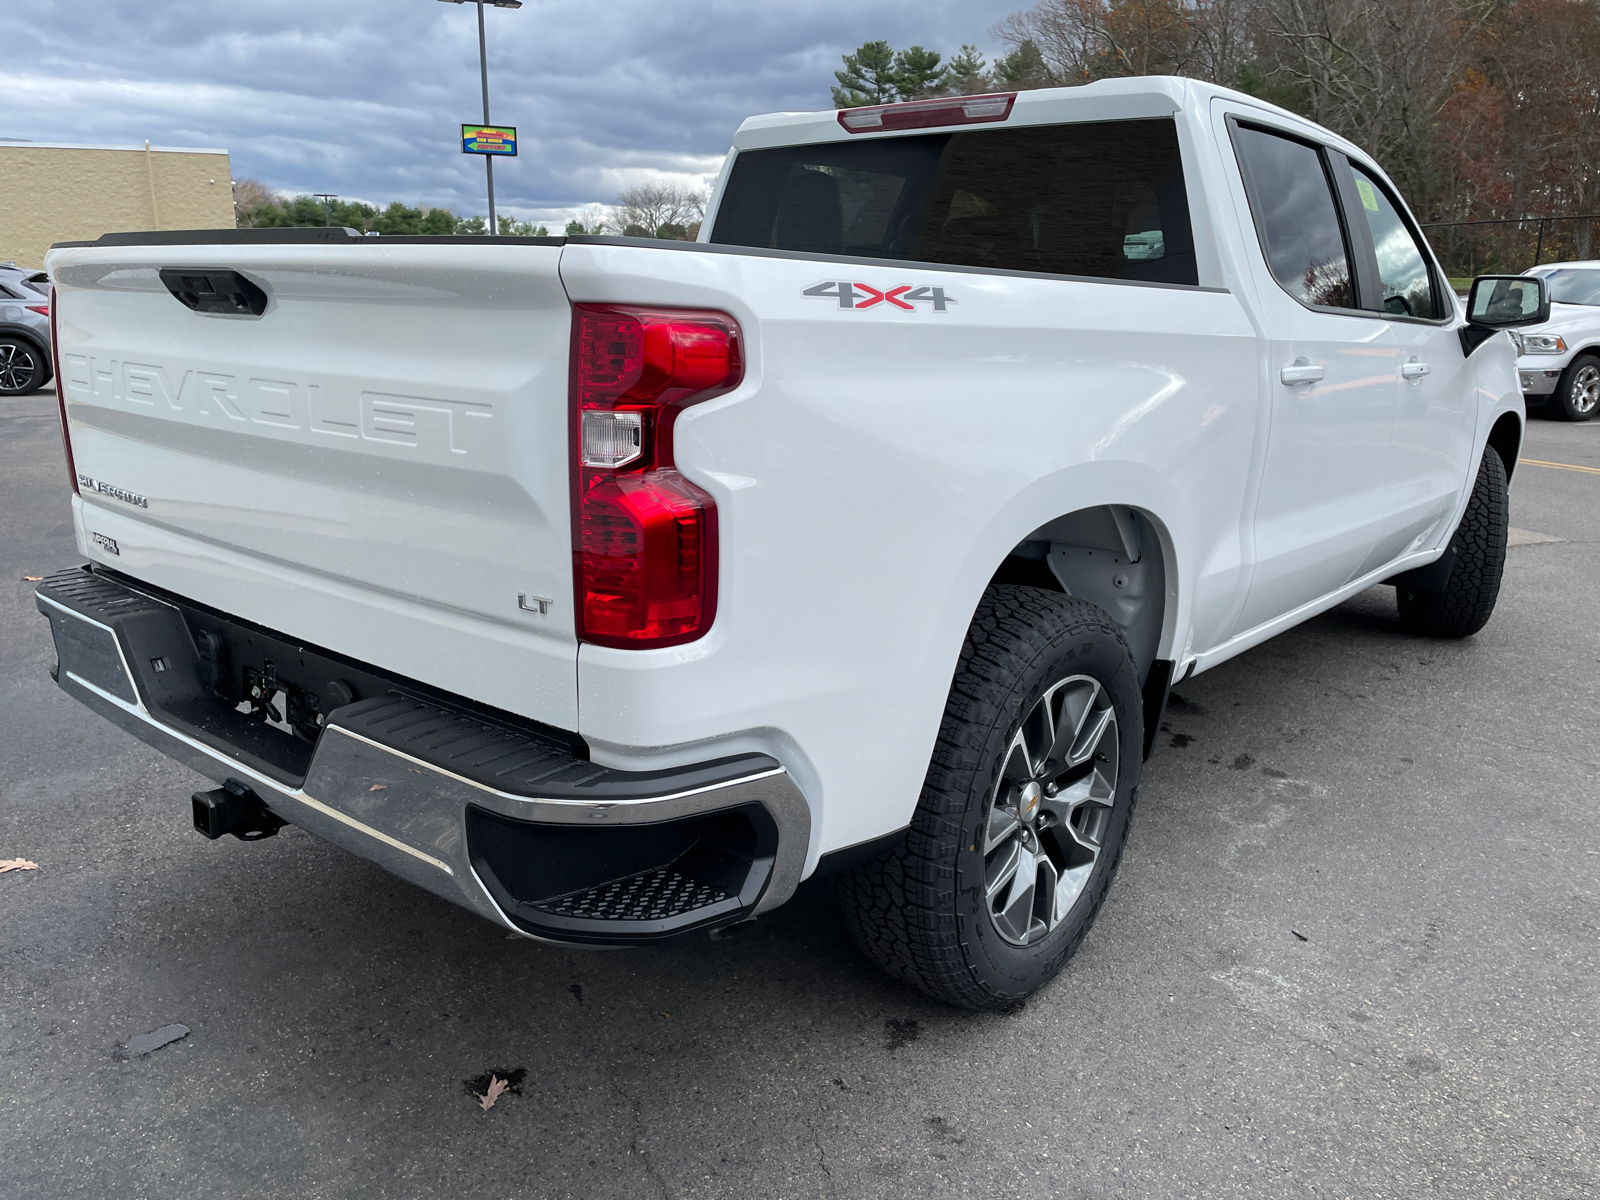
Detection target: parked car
<box><xmin>1517</xmin><ymin>259</ymin><xmax>1600</xmax><ymax>420</ymax></box>
<box><xmin>34</xmin><ymin>79</ymin><xmax>1543</xmax><ymax>1010</ymax></box>
<box><xmin>0</xmin><ymin>262</ymin><xmax>53</xmax><ymax>395</ymax></box>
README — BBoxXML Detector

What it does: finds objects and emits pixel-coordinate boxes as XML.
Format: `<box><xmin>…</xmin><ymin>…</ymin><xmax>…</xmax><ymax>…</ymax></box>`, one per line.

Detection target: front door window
<box><xmin>1347</xmin><ymin>164</ymin><xmax>1439</xmax><ymax>320</ymax></box>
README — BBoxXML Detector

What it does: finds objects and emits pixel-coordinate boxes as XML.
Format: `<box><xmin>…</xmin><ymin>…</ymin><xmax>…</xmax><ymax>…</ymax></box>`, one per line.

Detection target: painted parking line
<box><xmin>1519</xmin><ymin>457</ymin><xmax>1600</xmax><ymax>476</ymax></box>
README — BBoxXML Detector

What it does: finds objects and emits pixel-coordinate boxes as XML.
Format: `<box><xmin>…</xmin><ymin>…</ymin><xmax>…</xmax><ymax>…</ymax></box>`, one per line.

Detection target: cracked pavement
<box><xmin>3</xmin><ymin>388</ymin><xmax>1597</xmax><ymax>1198</ymax></box>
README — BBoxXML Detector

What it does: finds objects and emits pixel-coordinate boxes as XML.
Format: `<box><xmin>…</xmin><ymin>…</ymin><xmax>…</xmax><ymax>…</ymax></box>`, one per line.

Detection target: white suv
<box><xmin>1518</xmin><ymin>260</ymin><xmax>1600</xmax><ymax>420</ymax></box>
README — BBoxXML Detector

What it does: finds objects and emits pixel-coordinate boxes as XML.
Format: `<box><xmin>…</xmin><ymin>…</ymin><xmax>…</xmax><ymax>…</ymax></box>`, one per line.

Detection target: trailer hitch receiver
<box><xmin>192</xmin><ymin>779</ymin><xmax>285</xmax><ymax>841</ymax></box>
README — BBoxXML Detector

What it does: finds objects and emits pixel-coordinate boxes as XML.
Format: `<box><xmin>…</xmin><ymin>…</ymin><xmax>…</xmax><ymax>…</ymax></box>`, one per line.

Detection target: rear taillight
<box><xmin>837</xmin><ymin>92</ymin><xmax>1016</xmax><ymax>133</ymax></box>
<box><xmin>570</xmin><ymin>304</ymin><xmax>742</xmax><ymax>648</ymax></box>
<box><xmin>49</xmin><ymin>287</ymin><xmax>78</xmax><ymax>496</ymax></box>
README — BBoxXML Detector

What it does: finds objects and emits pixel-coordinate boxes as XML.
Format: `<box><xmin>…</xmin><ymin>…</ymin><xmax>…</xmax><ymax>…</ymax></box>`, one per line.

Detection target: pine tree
<box><xmin>995</xmin><ymin>40</ymin><xmax>1052</xmax><ymax>90</ymax></box>
<box><xmin>945</xmin><ymin>45</ymin><xmax>993</xmax><ymax>95</ymax></box>
<box><xmin>893</xmin><ymin>46</ymin><xmax>947</xmax><ymax>98</ymax></box>
<box><xmin>832</xmin><ymin>40</ymin><xmax>901</xmax><ymax>107</ymax></box>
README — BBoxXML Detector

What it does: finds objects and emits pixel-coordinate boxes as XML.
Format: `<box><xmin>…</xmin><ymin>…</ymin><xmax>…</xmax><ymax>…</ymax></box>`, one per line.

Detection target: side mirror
<box><xmin>1461</xmin><ymin>274</ymin><xmax>1550</xmax><ymax>355</ymax></box>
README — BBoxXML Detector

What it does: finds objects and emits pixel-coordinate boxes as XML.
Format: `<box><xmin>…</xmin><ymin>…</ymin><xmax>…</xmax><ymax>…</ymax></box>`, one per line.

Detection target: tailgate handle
<box><xmin>158</xmin><ymin>268</ymin><xmax>268</xmax><ymax>317</ymax></box>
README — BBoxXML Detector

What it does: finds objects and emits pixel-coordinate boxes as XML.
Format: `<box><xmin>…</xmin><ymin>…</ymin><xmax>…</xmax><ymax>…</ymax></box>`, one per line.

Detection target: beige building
<box><xmin>0</xmin><ymin>142</ymin><xmax>236</xmax><ymax>270</ymax></box>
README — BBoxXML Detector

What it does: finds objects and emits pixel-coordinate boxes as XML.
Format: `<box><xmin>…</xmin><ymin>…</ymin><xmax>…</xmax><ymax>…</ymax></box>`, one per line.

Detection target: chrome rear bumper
<box><xmin>36</xmin><ymin>566</ymin><xmax>810</xmax><ymax>943</ymax></box>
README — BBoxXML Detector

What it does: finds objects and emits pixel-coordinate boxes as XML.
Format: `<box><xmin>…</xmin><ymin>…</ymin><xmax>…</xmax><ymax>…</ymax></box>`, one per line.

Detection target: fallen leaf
<box><xmin>369</xmin><ymin>784</ymin><xmax>387</xmax><ymax>791</ymax></box>
<box><xmin>23</xmin><ymin>576</ymin><xmax>43</xmax><ymax>582</ymax></box>
<box><xmin>0</xmin><ymin>859</ymin><xmax>40</xmax><ymax>873</ymax></box>
<box><xmin>477</xmin><ymin>1074</ymin><xmax>509</xmax><ymax>1111</ymax></box>
<box><xmin>463</xmin><ymin>1066</ymin><xmax>526</xmax><ymax>1104</ymax></box>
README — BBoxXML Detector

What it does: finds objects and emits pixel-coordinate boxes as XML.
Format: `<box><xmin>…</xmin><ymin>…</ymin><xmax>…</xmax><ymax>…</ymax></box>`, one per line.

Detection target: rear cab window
<box><xmin>710</xmin><ymin>118</ymin><xmax>1198</xmax><ymax>286</ymax></box>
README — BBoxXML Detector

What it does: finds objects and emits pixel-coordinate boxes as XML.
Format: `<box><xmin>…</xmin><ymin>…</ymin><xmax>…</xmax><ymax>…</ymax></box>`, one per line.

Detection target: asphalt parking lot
<box><xmin>3</xmin><ymin>386</ymin><xmax>1596</xmax><ymax>1199</ymax></box>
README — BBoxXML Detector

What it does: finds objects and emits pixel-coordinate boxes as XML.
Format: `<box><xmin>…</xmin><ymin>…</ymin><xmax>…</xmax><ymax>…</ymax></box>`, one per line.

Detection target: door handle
<box><xmin>1280</xmin><ymin>358</ymin><xmax>1325</xmax><ymax>387</ymax></box>
<box><xmin>1400</xmin><ymin>360</ymin><xmax>1430</xmax><ymax>380</ymax></box>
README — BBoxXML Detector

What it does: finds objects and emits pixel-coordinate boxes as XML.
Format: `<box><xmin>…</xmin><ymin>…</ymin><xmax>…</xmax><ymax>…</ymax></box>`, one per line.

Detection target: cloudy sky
<box><xmin>1</xmin><ymin>0</ymin><xmax>1024</xmax><ymax>225</ymax></box>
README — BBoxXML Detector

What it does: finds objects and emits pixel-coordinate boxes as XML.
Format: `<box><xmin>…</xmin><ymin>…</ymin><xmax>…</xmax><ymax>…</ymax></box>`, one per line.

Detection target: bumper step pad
<box><xmin>37</xmin><ymin>565</ymin><xmax>795</xmax><ymax>944</ymax></box>
<box><xmin>538</xmin><ymin>868</ymin><xmax>733</xmax><ymax>922</ymax></box>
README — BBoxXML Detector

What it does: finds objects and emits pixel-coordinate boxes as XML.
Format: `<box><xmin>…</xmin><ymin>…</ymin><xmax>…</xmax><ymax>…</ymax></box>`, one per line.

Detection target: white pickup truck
<box><xmin>37</xmin><ymin>78</ymin><xmax>1548</xmax><ymax>1010</ymax></box>
<box><xmin>1516</xmin><ymin>259</ymin><xmax>1600</xmax><ymax>420</ymax></box>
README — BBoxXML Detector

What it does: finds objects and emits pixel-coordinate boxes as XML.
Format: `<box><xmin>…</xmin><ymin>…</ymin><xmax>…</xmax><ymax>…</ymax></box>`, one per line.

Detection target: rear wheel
<box><xmin>0</xmin><ymin>337</ymin><xmax>47</xmax><ymax>396</ymax></box>
<box><xmin>1396</xmin><ymin>448</ymin><xmax>1508</xmax><ymax>638</ymax></box>
<box><xmin>838</xmin><ymin>586</ymin><xmax>1142</xmax><ymax>1011</ymax></box>
<box><xmin>1546</xmin><ymin>354</ymin><xmax>1600</xmax><ymax>422</ymax></box>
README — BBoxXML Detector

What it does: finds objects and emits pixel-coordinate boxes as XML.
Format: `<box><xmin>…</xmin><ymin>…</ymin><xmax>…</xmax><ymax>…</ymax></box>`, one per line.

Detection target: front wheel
<box><xmin>1396</xmin><ymin>448</ymin><xmax>1509</xmax><ymax>638</ymax></box>
<box><xmin>838</xmin><ymin>586</ymin><xmax>1143</xmax><ymax>1011</ymax></box>
<box><xmin>1546</xmin><ymin>354</ymin><xmax>1600</xmax><ymax>422</ymax></box>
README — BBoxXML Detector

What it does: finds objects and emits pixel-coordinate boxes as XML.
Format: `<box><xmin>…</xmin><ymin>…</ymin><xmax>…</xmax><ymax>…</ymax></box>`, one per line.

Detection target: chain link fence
<box><xmin>1421</xmin><ymin>215</ymin><xmax>1600</xmax><ymax>286</ymax></box>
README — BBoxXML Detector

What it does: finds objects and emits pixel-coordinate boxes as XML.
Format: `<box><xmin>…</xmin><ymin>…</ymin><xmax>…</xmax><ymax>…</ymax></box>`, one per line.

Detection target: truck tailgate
<box><xmin>50</xmin><ymin>241</ymin><xmax>578</xmax><ymax>728</ymax></box>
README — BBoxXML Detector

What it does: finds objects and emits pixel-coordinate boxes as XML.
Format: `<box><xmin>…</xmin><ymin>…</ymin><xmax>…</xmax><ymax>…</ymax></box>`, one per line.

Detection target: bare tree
<box><xmin>992</xmin><ymin>1</ymin><xmax>1104</xmax><ymax>84</ymax></box>
<box><xmin>1186</xmin><ymin>0</ymin><xmax>1256</xmax><ymax>85</ymax></box>
<box><xmin>232</xmin><ymin>178</ymin><xmax>281</xmax><ymax>228</ymax></box>
<box><xmin>610</xmin><ymin>182</ymin><xmax>709</xmax><ymax>239</ymax></box>
<box><xmin>564</xmin><ymin>203</ymin><xmax>609</xmax><ymax>236</ymax></box>
<box><xmin>976</xmin><ymin>0</ymin><xmax>1597</xmax><ymax>262</ymax></box>
<box><xmin>1249</xmin><ymin>0</ymin><xmax>1503</xmax><ymax>212</ymax></box>
<box><xmin>992</xmin><ymin>1</ymin><xmax>1260</xmax><ymax>86</ymax></box>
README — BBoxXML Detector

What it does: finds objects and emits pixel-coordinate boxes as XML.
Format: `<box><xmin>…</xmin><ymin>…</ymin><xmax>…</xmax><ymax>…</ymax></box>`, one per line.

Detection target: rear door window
<box><xmin>1231</xmin><ymin>124</ymin><xmax>1356</xmax><ymax>310</ymax></box>
<box><xmin>710</xmin><ymin>118</ymin><xmax>1198</xmax><ymax>285</ymax></box>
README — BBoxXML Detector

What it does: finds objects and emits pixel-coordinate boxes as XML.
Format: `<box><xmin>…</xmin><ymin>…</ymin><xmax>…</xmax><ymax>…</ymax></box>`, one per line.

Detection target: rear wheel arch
<box><xmin>987</xmin><ymin>504</ymin><xmax>1175</xmax><ymax>688</ymax></box>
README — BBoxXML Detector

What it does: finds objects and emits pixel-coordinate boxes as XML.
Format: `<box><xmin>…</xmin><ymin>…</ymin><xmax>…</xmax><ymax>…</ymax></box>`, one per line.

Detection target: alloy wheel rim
<box><xmin>981</xmin><ymin>674</ymin><xmax>1119</xmax><ymax>947</ymax></box>
<box><xmin>0</xmin><ymin>345</ymin><xmax>37</xmax><ymax>392</ymax></box>
<box><xmin>1573</xmin><ymin>365</ymin><xmax>1600</xmax><ymax>415</ymax></box>
<box><xmin>0</xmin><ymin>343</ymin><xmax>38</xmax><ymax>392</ymax></box>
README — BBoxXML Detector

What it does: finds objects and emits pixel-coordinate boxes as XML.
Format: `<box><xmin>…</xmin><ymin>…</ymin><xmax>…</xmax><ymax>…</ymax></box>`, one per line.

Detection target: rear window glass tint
<box><xmin>710</xmin><ymin>118</ymin><xmax>1198</xmax><ymax>286</ymax></box>
<box><xmin>1231</xmin><ymin>124</ymin><xmax>1356</xmax><ymax>310</ymax></box>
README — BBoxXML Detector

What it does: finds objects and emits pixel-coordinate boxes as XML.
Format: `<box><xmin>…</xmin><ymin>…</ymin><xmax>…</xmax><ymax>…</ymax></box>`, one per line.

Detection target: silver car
<box><xmin>1517</xmin><ymin>260</ymin><xmax>1600</xmax><ymax>421</ymax></box>
<box><xmin>0</xmin><ymin>262</ymin><xmax>53</xmax><ymax>396</ymax></box>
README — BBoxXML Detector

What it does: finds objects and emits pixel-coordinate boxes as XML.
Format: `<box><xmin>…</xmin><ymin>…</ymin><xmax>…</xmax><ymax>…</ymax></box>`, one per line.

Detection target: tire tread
<box><xmin>838</xmin><ymin>586</ymin><xmax>1140</xmax><ymax>1010</ymax></box>
<box><xmin>1397</xmin><ymin>449</ymin><xmax>1508</xmax><ymax>638</ymax></box>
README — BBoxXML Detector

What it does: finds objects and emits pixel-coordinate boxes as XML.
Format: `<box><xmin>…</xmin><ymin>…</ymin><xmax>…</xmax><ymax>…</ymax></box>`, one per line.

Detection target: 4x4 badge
<box><xmin>803</xmin><ymin>281</ymin><xmax>955</xmax><ymax>312</ymax></box>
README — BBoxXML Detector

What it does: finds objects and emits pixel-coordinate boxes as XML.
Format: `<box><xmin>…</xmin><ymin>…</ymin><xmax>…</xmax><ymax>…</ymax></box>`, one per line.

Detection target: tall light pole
<box><xmin>439</xmin><ymin>0</ymin><xmax>521</xmax><ymax>235</ymax></box>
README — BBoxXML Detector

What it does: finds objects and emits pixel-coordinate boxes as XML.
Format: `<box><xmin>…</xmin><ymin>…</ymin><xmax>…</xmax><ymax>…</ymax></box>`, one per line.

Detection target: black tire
<box><xmin>1545</xmin><ymin>353</ymin><xmax>1600</xmax><ymax>422</ymax></box>
<box><xmin>0</xmin><ymin>337</ymin><xmax>48</xmax><ymax>396</ymax></box>
<box><xmin>838</xmin><ymin>585</ymin><xmax>1143</xmax><ymax>1011</ymax></box>
<box><xmin>1396</xmin><ymin>448</ymin><xmax>1508</xmax><ymax>638</ymax></box>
